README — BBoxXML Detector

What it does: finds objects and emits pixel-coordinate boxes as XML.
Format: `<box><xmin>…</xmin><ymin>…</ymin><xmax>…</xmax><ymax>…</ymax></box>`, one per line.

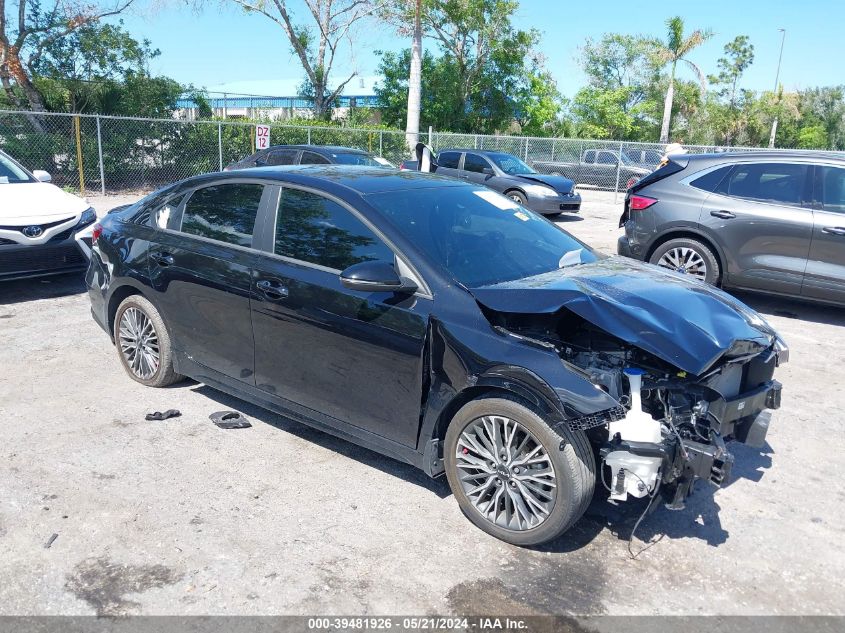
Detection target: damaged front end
<box><xmin>473</xmin><ymin>261</ymin><xmax>787</xmax><ymax>511</ymax></box>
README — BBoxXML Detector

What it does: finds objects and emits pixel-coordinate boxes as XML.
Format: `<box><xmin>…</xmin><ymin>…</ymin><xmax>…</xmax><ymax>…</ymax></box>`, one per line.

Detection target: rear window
<box><xmin>437</xmin><ymin>152</ymin><xmax>461</xmax><ymax>169</ymax></box>
<box><xmin>181</xmin><ymin>183</ymin><xmax>264</xmax><ymax>246</ymax></box>
<box><xmin>265</xmin><ymin>150</ymin><xmax>298</xmax><ymax>166</ymax></box>
<box><xmin>330</xmin><ymin>153</ymin><xmax>381</xmax><ymax>166</ymax></box>
<box><xmin>690</xmin><ymin>165</ymin><xmax>732</xmax><ymax>192</ymax></box>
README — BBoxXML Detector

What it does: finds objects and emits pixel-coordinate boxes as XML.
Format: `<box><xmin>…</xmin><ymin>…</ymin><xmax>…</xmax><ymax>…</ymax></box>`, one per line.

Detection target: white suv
<box><xmin>0</xmin><ymin>149</ymin><xmax>96</xmax><ymax>281</ymax></box>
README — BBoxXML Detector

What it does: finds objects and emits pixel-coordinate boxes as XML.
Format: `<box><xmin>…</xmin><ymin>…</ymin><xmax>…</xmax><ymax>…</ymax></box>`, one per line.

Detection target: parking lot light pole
<box><xmin>768</xmin><ymin>29</ymin><xmax>786</xmax><ymax>148</ymax></box>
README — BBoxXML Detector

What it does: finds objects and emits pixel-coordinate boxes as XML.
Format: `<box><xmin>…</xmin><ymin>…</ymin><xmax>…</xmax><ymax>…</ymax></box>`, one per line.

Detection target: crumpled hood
<box><xmin>471</xmin><ymin>257</ymin><xmax>777</xmax><ymax>375</ymax></box>
<box><xmin>0</xmin><ymin>182</ymin><xmax>89</xmax><ymax>224</ymax></box>
<box><xmin>516</xmin><ymin>174</ymin><xmax>575</xmax><ymax>194</ymax></box>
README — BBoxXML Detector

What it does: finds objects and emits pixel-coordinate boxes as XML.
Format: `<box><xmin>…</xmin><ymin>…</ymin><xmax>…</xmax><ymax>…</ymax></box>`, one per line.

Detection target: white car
<box><xmin>0</xmin><ymin>149</ymin><xmax>96</xmax><ymax>281</ymax></box>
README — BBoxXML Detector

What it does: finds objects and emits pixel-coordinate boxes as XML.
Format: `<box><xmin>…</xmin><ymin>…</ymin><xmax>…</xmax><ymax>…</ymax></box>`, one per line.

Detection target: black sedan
<box><xmin>85</xmin><ymin>166</ymin><xmax>786</xmax><ymax>545</ymax></box>
<box><xmin>225</xmin><ymin>144</ymin><xmax>393</xmax><ymax>170</ymax></box>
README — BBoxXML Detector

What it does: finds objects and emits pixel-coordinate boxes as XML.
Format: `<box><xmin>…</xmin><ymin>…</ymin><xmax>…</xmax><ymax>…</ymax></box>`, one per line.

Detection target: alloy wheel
<box><xmin>455</xmin><ymin>415</ymin><xmax>557</xmax><ymax>531</ymax></box>
<box><xmin>656</xmin><ymin>247</ymin><xmax>708</xmax><ymax>281</ymax></box>
<box><xmin>118</xmin><ymin>307</ymin><xmax>160</xmax><ymax>379</ymax></box>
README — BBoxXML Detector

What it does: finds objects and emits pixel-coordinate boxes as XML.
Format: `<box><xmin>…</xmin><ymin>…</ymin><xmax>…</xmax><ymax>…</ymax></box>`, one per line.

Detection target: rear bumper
<box><xmin>0</xmin><ymin>239</ymin><xmax>88</xmax><ymax>281</ymax></box>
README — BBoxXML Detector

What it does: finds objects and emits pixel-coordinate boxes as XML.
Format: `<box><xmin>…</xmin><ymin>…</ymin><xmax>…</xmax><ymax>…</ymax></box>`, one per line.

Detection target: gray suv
<box><xmin>617</xmin><ymin>151</ymin><xmax>845</xmax><ymax>306</ymax></box>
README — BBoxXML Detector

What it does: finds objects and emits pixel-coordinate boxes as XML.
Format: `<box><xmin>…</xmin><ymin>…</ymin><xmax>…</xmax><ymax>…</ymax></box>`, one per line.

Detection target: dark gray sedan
<box><xmin>618</xmin><ymin>150</ymin><xmax>845</xmax><ymax>306</ymax></box>
<box><xmin>424</xmin><ymin>149</ymin><xmax>581</xmax><ymax>215</ymax></box>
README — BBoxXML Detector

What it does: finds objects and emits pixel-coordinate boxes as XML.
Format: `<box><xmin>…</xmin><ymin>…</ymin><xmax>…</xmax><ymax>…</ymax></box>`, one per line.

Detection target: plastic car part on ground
<box><xmin>144</xmin><ymin>409</ymin><xmax>181</xmax><ymax>421</ymax></box>
<box><xmin>209</xmin><ymin>411</ymin><xmax>251</xmax><ymax>429</ymax></box>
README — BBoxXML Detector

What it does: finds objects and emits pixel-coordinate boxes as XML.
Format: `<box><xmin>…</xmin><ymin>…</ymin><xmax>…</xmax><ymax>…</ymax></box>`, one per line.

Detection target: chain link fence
<box><xmin>429</xmin><ymin>132</ymin><xmax>772</xmax><ymax>192</ymax></box>
<box><xmin>0</xmin><ymin>109</ymin><xmax>817</xmax><ymax>197</ymax></box>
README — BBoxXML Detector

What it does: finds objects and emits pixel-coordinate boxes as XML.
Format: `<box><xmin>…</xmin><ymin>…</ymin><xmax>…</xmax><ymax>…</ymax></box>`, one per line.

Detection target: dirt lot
<box><xmin>1</xmin><ymin>189</ymin><xmax>843</xmax><ymax>616</ymax></box>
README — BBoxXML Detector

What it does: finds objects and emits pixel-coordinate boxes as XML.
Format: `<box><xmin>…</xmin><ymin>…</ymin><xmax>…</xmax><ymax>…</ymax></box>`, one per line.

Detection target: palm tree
<box><xmin>405</xmin><ymin>0</ymin><xmax>423</xmax><ymax>151</ymax></box>
<box><xmin>653</xmin><ymin>16</ymin><xmax>713</xmax><ymax>143</ymax></box>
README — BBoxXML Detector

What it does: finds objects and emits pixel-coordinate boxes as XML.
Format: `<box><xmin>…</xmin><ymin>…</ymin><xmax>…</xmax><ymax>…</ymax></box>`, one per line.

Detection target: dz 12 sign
<box><xmin>255</xmin><ymin>124</ymin><xmax>270</xmax><ymax>150</ymax></box>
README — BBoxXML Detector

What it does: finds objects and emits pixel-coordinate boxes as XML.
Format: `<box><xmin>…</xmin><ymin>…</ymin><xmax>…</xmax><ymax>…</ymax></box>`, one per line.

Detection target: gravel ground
<box><xmin>0</xmin><ymin>189</ymin><xmax>843</xmax><ymax>617</ymax></box>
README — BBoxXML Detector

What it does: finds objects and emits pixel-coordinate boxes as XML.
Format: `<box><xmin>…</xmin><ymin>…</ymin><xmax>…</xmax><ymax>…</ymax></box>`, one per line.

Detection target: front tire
<box><xmin>505</xmin><ymin>190</ymin><xmax>528</xmax><ymax>206</ymax></box>
<box><xmin>114</xmin><ymin>295</ymin><xmax>183</xmax><ymax>387</ymax></box>
<box><xmin>444</xmin><ymin>396</ymin><xmax>595</xmax><ymax>546</ymax></box>
<box><xmin>649</xmin><ymin>237</ymin><xmax>721</xmax><ymax>285</ymax></box>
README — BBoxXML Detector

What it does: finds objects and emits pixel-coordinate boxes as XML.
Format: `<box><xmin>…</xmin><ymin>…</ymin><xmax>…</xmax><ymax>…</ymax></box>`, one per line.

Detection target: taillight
<box><xmin>629</xmin><ymin>195</ymin><xmax>657</xmax><ymax>211</ymax></box>
<box><xmin>91</xmin><ymin>223</ymin><xmax>103</xmax><ymax>244</ymax></box>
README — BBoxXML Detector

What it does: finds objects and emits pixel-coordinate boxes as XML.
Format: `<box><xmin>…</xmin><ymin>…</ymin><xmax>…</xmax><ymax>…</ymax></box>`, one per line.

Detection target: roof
<box><xmin>218</xmin><ymin>165</ymin><xmax>467</xmax><ymax>195</ymax></box>
<box><xmin>263</xmin><ymin>145</ymin><xmax>371</xmax><ymax>155</ymax></box>
<box><xmin>686</xmin><ymin>150</ymin><xmax>845</xmax><ymax>162</ymax></box>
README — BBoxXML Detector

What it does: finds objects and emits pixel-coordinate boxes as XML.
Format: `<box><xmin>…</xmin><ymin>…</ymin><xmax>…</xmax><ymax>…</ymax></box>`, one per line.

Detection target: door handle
<box><xmin>822</xmin><ymin>226</ymin><xmax>845</xmax><ymax>236</ymax></box>
<box><xmin>710</xmin><ymin>210</ymin><xmax>736</xmax><ymax>219</ymax></box>
<box><xmin>152</xmin><ymin>252</ymin><xmax>174</xmax><ymax>267</ymax></box>
<box><xmin>256</xmin><ymin>279</ymin><xmax>289</xmax><ymax>300</ymax></box>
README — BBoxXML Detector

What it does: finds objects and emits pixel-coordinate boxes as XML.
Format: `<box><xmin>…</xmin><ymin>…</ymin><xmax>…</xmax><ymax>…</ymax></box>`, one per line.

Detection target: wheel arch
<box><xmin>503</xmin><ymin>187</ymin><xmax>527</xmax><ymax>200</ymax></box>
<box><xmin>429</xmin><ymin>371</ymin><xmax>566</xmax><ymax>446</ymax></box>
<box><xmin>106</xmin><ymin>282</ymin><xmax>151</xmax><ymax>339</ymax></box>
<box><xmin>645</xmin><ymin>229</ymin><xmax>726</xmax><ymax>278</ymax></box>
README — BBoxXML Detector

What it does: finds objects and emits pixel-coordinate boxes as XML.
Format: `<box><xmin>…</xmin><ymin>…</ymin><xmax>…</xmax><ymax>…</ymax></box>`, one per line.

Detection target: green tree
<box><xmin>229</xmin><ymin>0</ymin><xmax>380</xmax><ymax>119</ymax></box>
<box><xmin>707</xmin><ymin>35</ymin><xmax>755</xmax><ymax>144</ymax></box>
<box><xmin>652</xmin><ymin>16</ymin><xmax>712</xmax><ymax>143</ymax></box>
<box><xmin>573</xmin><ymin>33</ymin><xmax>658</xmax><ymax>139</ymax></box>
<box><xmin>375</xmin><ymin>0</ymin><xmax>553</xmax><ymax>134</ymax></box>
<box><xmin>513</xmin><ymin>69</ymin><xmax>563</xmax><ymax>136</ymax></box>
<box><xmin>800</xmin><ymin>86</ymin><xmax>845</xmax><ymax>149</ymax></box>
<box><xmin>0</xmin><ymin>0</ymin><xmax>134</xmax><ymax>112</ymax></box>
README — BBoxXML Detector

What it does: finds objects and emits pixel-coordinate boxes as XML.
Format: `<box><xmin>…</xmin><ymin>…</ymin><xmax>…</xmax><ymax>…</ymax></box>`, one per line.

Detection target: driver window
<box><xmin>463</xmin><ymin>154</ymin><xmax>490</xmax><ymax>174</ymax></box>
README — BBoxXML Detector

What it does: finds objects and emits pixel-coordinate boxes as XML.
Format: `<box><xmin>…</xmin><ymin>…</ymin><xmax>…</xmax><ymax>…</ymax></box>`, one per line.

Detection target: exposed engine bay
<box><xmin>485</xmin><ymin>308</ymin><xmax>785</xmax><ymax>511</ymax></box>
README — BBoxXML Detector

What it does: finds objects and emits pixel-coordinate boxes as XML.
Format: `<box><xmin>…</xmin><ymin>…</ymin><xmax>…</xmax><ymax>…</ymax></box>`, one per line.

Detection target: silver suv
<box><xmin>617</xmin><ymin>151</ymin><xmax>845</xmax><ymax>306</ymax></box>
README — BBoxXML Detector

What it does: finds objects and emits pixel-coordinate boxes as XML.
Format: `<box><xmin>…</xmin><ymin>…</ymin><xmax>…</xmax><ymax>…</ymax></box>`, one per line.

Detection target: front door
<box><xmin>250</xmin><ymin>186</ymin><xmax>430</xmax><ymax>447</ymax></box>
<box><xmin>462</xmin><ymin>152</ymin><xmax>494</xmax><ymax>186</ymax></box>
<box><xmin>699</xmin><ymin>162</ymin><xmax>813</xmax><ymax>295</ymax></box>
<box><xmin>803</xmin><ymin>165</ymin><xmax>845</xmax><ymax>303</ymax></box>
<box><xmin>148</xmin><ymin>181</ymin><xmax>271</xmax><ymax>382</ymax></box>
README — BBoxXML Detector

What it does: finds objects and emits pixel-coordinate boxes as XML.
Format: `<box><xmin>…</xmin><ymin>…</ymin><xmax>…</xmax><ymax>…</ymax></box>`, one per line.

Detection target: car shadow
<box><xmin>731</xmin><ymin>291</ymin><xmax>845</xmax><ymax>327</ymax></box>
<box><xmin>189</xmin><ymin>383</ymin><xmax>452</xmax><ymax>499</ymax></box>
<box><xmin>553</xmin><ymin>214</ymin><xmax>584</xmax><ymax>223</ymax></box>
<box><xmin>0</xmin><ymin>272</ymin><xmax>86</xmax><ymax>306</ymax></box>
<box><xmin>533</xmin><ymin>442</ymin><xmax>774</xmax><ymax>554</ymax></box>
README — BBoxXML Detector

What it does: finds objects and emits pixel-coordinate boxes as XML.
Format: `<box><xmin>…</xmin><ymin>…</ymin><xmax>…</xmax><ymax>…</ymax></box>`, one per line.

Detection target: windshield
<box><xmin>487</xmin><ymin>153</ymin><xmax>536</xmax><ymax>175</ymax></box>
<box><xmin>331</xmin><ymin>153</ymin><xmax>384</xmax><ymax>166</ymax></box>
<box><xmin>367</xmin><ymin>186</ymin><xmax>598</xmax><ymax>287</ymax></box>
<box><xmin>0</xmin><ymin>153</ymin><xmax>34</xmax><ymax>184</ymax></box>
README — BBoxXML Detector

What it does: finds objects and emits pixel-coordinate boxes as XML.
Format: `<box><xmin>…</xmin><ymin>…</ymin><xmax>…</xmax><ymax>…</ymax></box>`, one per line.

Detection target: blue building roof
<box><xmin>176</xmin><ymin>95</ymin><xmax>380</xmax><ymax>109</ymax></box>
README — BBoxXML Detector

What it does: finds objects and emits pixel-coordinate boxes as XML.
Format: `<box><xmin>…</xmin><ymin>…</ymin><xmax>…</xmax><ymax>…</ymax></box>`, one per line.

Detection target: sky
<box><xmin>113</xmin><ymin>0</ymin><xmax>843</xmax><ymax>98</ymax></box>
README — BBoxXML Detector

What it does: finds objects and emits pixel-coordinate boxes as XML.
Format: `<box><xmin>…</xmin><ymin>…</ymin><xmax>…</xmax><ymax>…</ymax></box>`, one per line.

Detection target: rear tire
<box><xmin>649</xmin><ymin>237</ymin><xmax>721</xmax><ymax>285</ymax></box>
<box><xmin>444</xmin><ymin>396</ymin><xmax>595</xmax><ymax>546</ymax></box>
<box><xmin>114</xmin><ymin>295</ymin><xmax>183</xmax><ymax>388</ymax></box>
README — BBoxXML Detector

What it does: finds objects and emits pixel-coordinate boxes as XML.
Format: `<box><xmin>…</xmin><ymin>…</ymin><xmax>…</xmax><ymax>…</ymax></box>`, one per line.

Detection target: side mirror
<box><xmin>482</xmin><ymin>167</ymin><xmax>494</xmax><ymax>176</ymax></box>
<box><xmin>33</xmin><ymin>170</ymin><xmax>52</xmax><ymax>182</ymax></box>
<box><xmin>340</xmin><ymin>260</ymin><xmax>418</xmax><ymax>294</ymax></box>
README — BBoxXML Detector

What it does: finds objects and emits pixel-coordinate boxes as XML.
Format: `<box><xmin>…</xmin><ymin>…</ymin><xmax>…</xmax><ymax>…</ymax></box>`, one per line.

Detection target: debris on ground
<box><xmin>209</xmin><ymin>411</ymin><xmax>251</xmax><ymax>429</ymax></box>
<box><xmin>145</xmin><ymin>409</ymin><xmax>181</xmax><ymax>421</ymax></box>
<box><xmin>44</xmin><ymin>533</ymin><xmax>58</xmax><ymax>549</ymax></box>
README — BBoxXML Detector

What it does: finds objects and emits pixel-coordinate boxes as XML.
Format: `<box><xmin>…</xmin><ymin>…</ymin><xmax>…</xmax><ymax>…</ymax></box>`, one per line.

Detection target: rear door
<box><xmin>803</xmin><ymin>164</ymin><xmax>845</xmax><ymax>303</ymax></box>
<box><xmin>148</xmin><ymin>180</ymin><xmax>273</xmax><ymax>382</ymax></box>
<box><xmin>249</xmin><ymin>185</ymin><xmax>430</xmax><ymax>447</ymax></box>
<box><xmin>698</xmin><ymin>161</ymin><xmax>813</xmax><ymax>295</ymax></box>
